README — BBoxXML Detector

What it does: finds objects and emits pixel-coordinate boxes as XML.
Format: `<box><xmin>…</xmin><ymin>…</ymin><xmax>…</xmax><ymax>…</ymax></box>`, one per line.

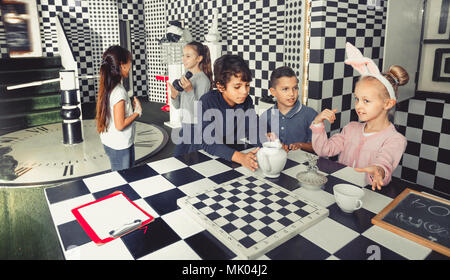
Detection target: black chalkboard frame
<box><xmin>372</xmin><ymin>188</ymin><xmax>450</xmax><ymax>257</ymax></box>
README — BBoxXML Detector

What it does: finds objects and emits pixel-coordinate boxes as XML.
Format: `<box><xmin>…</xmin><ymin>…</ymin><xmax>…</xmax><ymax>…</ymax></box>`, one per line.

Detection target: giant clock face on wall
<box><xmin>0</xmin><ymin>120</ymin><xmax>168</xmax><ymax>186</ymax></box>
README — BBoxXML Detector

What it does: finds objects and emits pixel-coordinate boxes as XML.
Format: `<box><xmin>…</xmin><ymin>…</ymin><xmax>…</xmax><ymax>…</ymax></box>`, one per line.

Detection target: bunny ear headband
<box><xmin>344</xmin><ymin>42</ymin><xmax>397</xmax><ymax>100</ymax></box>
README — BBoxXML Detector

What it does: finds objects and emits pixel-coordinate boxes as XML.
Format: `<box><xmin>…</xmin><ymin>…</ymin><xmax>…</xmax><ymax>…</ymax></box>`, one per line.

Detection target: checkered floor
<box><xmin>44</xmin><ymin>148</ymin><xmax>448</xmax><ymax>260</ymax></box>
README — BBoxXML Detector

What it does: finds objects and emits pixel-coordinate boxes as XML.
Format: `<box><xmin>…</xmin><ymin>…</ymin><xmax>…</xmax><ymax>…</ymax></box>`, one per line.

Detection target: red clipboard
<box><xmin>71</xmin><ymin>191</ymin><xmax>154</xmax><ymax>245</ymax></box>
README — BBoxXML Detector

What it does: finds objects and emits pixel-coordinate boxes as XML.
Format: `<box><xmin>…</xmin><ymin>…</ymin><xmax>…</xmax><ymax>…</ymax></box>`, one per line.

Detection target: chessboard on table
<box><xmin>177</xmin><ymin>174</ymin><xmax>329</xmax><ymax>260</ymax></box>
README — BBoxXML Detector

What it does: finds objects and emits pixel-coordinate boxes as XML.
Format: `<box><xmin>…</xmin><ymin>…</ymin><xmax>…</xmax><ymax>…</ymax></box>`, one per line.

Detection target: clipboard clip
<box><xmin>109</xmin><ymin>219</ymin><xmax>142</xmax><ymax>238</ymax></box>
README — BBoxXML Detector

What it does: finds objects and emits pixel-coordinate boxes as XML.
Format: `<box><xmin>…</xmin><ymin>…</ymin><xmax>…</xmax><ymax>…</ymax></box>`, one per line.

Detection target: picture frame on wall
<box><xmin>0</xmin><ymin>0</ymin><xmax>42</xmax><ymax>57</ymax></box>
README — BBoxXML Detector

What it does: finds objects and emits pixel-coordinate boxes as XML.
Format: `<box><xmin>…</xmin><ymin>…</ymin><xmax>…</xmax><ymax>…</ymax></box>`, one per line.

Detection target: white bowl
<box><xmin>296</xmin><ymin>170</ymin><xmax>328</xmax><ymax>191</ymax></box>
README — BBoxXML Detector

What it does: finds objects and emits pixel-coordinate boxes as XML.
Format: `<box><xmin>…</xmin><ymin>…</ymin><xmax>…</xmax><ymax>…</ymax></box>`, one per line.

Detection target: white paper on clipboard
<box><xmin>77</xmin><ymin>194</ymin><xmax>150</xmax><ymax>240</ymax></box>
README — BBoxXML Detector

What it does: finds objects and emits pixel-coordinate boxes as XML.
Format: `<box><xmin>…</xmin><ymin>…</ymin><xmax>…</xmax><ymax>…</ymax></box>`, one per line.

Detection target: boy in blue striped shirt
<box><xmin>260</xmin><ymin>66</ymin><xmax>318</xmax><ymax>152</ymax></box>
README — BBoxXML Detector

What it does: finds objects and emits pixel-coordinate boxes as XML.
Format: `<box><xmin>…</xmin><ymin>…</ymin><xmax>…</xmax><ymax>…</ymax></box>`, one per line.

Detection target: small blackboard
<box><xmin>372</xmin><ymin>188</ymin><xmax>449</xmax><ymax>257</ymax></box>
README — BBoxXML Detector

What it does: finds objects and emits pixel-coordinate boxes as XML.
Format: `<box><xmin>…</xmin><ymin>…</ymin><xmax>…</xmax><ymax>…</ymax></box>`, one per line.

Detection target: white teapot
<box><xmin>257</xmin><ymin>139</ymin><xmax>288</xmax><ymax>178</ymax></box>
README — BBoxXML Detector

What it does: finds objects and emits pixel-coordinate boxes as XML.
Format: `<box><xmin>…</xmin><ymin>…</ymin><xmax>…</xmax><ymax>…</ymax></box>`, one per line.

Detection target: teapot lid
<box><xmin>262</xmin><ymin>139</ymin><xmax>282</xmax><ymax>149</ymax></box>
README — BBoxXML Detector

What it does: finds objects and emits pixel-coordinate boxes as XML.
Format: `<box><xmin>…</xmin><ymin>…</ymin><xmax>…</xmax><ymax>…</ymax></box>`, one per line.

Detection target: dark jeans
<box><xmin>103</xmin><ymin>144</ymin><xmax>135</xmax><ymax>171</ymax></box>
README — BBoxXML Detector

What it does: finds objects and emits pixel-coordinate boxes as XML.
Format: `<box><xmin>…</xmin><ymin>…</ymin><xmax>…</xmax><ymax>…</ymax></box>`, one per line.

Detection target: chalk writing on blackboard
<box><xmin>391</xmin><ymin>212</ymin><xmax>449</xmax><ymax>240</ymax></box>
<box><xmin>372</xmin><ymin>189</ymin><xmax>450</xmax><ymax>257</ymax></box>
<box><xmin>381</xmin><ymin>192</ymin><xmax>450</xmax><ymax>248</ymax></box>
<box><xmin>410</xmin><ymin>198</ymin><xmax>450</xmax><ymax>216</ymax></box>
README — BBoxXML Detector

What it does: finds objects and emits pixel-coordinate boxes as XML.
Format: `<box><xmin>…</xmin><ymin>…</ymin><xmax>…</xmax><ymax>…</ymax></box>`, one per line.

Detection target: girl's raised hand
<box><xmin>167</xmin><ymin>82</ymin><xmax>179</xmax><ymax>99</ymax></box>
<box><xmin>354</xmin><ymin>165</ymin><xmax>385</xmax><ymax>191</ymax></box>
<box><xmin>313</xmin><ymin>108</ymin><xmax>337</xmax><ymax>124</ymax></box>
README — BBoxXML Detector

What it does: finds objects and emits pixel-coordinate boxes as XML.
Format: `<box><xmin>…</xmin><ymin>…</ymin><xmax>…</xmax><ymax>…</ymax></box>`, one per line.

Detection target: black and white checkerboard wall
<box><xmin>0</xmin><ymin>0</ymin><xmax>148</xmax><ymax>103</ymax></box>
<box><xmin>305</xmin><ymin>0</ymin><xmax>449</xmax><ymax>195</ymax></box>
<box><xmin>144</xmin><ymin>0</ymin><xmax>171</xmax><ymax>103</ymax></box>
<box><xmin>0</xmin><ymin>0</ymin><xmax>302</xmax><ymax>104</ymax></box>
<box><xmin>165</xmin><ymin>0</ymin><xmax>298</xmax><ymax>101</ymax></box>
<box><xmin>394</xmin><ymin>97</ymin><xmax>450</xmax><ymax>195</ymax></box>
<box><xmin>307</xmin><ymin>0</ymin><xmax>387</xmax><ymax>134</ymax></box>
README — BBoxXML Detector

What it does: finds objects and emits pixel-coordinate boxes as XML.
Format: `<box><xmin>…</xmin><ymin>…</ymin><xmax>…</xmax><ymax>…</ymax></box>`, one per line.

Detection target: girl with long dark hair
<box><xmin>96</xmin><ymin>45</ymin><xmax>142</xmax><ymax>171</ymax></box>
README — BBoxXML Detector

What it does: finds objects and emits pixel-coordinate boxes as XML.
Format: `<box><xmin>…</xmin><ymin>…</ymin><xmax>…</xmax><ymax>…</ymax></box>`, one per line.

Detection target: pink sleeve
<box><xmin>310</xmin><ymin>122</ymin><xmax>346</xmax><ymax>158</ymax></box>
<box><xmin>370</xmin><ymin>134</ymin><xmax>407</xmax><ymax>186</ymax></box>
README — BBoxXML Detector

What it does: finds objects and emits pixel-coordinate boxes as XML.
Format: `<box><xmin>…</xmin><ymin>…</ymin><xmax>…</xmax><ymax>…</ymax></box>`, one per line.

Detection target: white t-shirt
<box><xmin>100</xmin><ymin>83</ymin><xmax>135</xmax><ymax>150</ymax></box>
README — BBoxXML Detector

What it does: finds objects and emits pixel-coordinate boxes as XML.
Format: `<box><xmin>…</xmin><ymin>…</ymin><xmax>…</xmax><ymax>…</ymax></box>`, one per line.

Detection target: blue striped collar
<box><xmin>272</xmin><ymin>99</ymin><xmax>303</xmax><ymax>119</ymax></box>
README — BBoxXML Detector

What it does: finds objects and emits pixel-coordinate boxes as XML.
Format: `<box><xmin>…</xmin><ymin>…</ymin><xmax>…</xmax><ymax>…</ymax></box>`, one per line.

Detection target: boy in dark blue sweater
<box><xmin>195</xmin><ymin>54</ymin><xmax>261</xmax><ymax>171</ymax></box>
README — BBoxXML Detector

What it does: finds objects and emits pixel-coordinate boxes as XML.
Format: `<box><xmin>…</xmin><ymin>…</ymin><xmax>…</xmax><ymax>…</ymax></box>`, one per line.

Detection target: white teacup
<box><xmin>333</xmin><ymin>184</ymin><xmax>364</xmax><ymax>213</ymax></box>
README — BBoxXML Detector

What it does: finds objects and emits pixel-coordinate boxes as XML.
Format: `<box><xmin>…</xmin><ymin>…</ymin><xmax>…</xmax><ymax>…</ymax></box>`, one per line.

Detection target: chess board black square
<box><xmin>334</xmin><ymin>235</ymin><xmax>406</xmax><ymax>260</ymax></box>
<box><xmin>161</xmin><ymin>167</ymin><xmax>205</xmax><ymax>187</ymax></box>
<box><xmin>57</xmin><ymin>220</ymin><xmax>91</xmax><ymax>251</ymax></box>
<box><xmin>185</xmin><ymin>230</ymin><xmax>237</xmax><ymax>260</ymax></box>
<box><xmin>46</xmin><ymin>180</ymin><xmax>90</xmax><ymax>204</ymax></box>
<box><xmin>92</xmin><ymin>184</ymin><xmax>141</xmax><ymax>201</ymax></box>
<box><xmin>424</xmin><ymin>250</ymin><xmax>450</xmax><ymax>260</ymax></box>
<box><xmin>317</xmin><ymin>157</ymin><xmax>347</xmax><ymax>174</ymax></box>
<box><xmin>175</xmin><ymin>151</ymin><xmax>212</xmax><ymax>166</ymax></box>
<box><xmin>209</xmin><ymin>169</ymin><xmax>244</xmax><ymax>184</ymax></box>
<box><xmin>215</xmin><ymin>157</ymin><xmax>243</xmax><ymax>169</ymax></box>
<box><xmin>121</xmin><ymin>217</ymin><xmax>181</xmax><ymax>260</ymax></box>
<box><xmin>284</xmin><ymin>158</ymin><xmax>299</xmax><ymax>170</ymax></box>
<box><xmin>327</xmin><ymin>204</ymin><xmax>375</xmax><ymax>234</ymax></box>
<box><xmin>143</xmin><ymin>188</ymin><xmax>186</xmax><ymax>216</ymax></box>
<box><xmin>118</xmin><ymin>164</ymin><xmax>158</xmax><ymax>182</ymax></box>
<box><xmin>265</xmin><ymin>173</ymin><xmax>299</xmax><ymax>191</ymax></box>
<box><xmin>266</xmin><ymin>235</ymin><xmax>331</xmax><ymax>260</ymax></box>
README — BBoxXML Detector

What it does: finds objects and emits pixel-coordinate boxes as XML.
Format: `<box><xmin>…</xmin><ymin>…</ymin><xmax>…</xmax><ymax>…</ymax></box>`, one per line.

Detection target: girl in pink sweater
<box><xmin>311</xmin><ymin>43</ymin><xmax>409</xmax><ymax>191</ymax></box>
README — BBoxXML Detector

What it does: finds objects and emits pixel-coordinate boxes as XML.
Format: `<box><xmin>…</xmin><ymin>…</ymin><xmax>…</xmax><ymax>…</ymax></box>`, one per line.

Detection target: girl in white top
<box><xmin>96</xmin><ymin>45</ymin><xmax>142</xmax><ymax>171</ymax></box>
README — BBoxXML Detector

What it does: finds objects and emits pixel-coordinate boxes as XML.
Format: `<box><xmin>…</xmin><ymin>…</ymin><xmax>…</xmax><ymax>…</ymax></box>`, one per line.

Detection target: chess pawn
<box><xmin>257</xmin><ymin>139</ymin><xmax>287</xmax><ymax>178</ymax></box>
<box><xmin>205</xmin><ymin>8</ymin><xmax>220</xmax><ymax>43</ymax></box>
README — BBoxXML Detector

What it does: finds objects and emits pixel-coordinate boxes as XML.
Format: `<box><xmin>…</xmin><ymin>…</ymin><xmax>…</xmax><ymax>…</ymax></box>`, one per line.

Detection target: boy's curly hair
<box><xmin>213</xmin><ymin>54</ymin><xmax>252</xmax><ymax>89</ymax></box>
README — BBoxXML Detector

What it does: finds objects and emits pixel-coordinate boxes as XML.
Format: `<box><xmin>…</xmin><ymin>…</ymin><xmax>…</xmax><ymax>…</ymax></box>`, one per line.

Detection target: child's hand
<box><xmin>233</xmin><ymin>148</ymin><xmax>260</xmax><ymax>171</ymax></box>
<box><xmin>354</xmin><ymin>165</ymin><xmax>385</xmax><ymax>191</ymax></box>
<box><xmin>167</xmin><ymin>82</ymin><xmax>179</xmax><ymax>99</ymax></box>
<box><xmin>289</xmin><ymin>142</ymin><xmax>303</xmax><ymax>151</ymax></box>
<box><xmin>313</xmin><ymin>108</ymin><xmax>337</xmax><ymax>124</ymax></box>
<box><xmin>133</xmin><ymin>97</ymin><xmax>142</xmax><ymax>117</ymax></box>
<box><xmin>180</xmin><ymin>76</ymin><xmax>193</xmax><ymax>93</ymax></box>
<box><xmin>265</xmin><ymin>133</ymin><xmax>288</xmax><ymax>152</ymax></box>
<box><xmin>266</xmin><ymin>132</ymin><xmax>278</xmax><ymax>142</ymax></box>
